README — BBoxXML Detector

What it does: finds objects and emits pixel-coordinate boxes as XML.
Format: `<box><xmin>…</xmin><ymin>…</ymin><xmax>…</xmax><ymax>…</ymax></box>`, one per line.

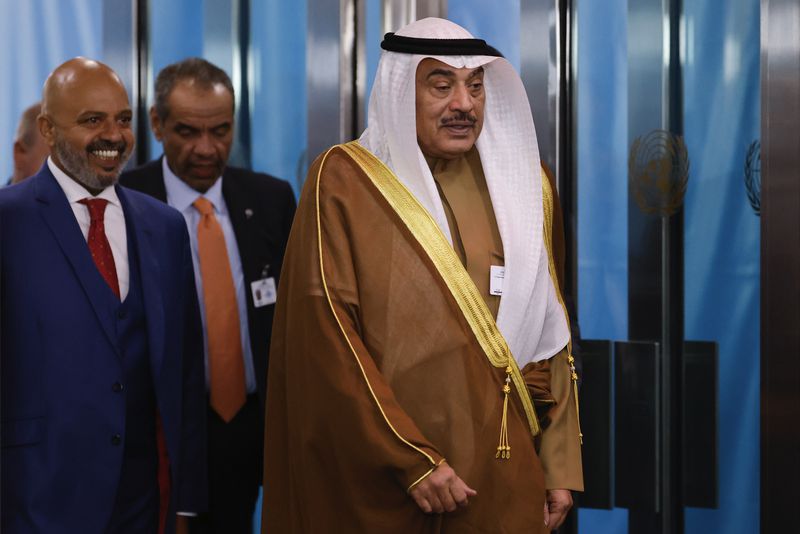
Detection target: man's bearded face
<box><xmin>415</xmin><ymin>58</ymin><xmax>486</xmax><ymax>160</ymax></box>
<box><xmin>52</xmin><ymin>129</ymin><xmax>131</xmax><ymax>191</ymax></box>
<box><xmin>44</xmin><ymin>68</ymin><xmax>134</xmax><ymax>192</ymax></box>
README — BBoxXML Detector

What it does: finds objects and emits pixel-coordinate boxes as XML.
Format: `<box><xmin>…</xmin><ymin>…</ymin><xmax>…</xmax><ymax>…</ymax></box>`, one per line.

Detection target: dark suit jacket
<box><xmin>120</xmin><ymin>158</ymin><xmax>296</xmax><ymax>415</ymax></box>
<box><xmin>0</xmin><ymin>166</ymin><xmax>207</xmax><ymax>533</ymax></box>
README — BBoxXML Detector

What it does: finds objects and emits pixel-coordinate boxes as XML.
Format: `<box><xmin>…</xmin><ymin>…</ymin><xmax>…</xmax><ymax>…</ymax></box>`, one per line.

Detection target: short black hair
<box><xmin>154</xmin><ymin>57</ymin><xmax>235</xmax><ymax>120</ymax></box>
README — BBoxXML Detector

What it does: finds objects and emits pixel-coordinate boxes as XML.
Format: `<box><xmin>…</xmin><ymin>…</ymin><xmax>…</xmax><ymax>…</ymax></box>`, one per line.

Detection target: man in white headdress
<box><xmin>262</xmin><ymin>18</ymin><xmax>583</xmax><ymax>533</ymax></box>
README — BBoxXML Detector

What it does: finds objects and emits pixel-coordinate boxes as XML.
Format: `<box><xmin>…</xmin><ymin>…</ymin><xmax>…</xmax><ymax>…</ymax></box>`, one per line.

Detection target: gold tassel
<box><xmin>568</xmin><ymin>353</ymin><xmax>584</xmax><ymax>445</ymax></box>
<box><xmin>496</xmin><ymin>366</ymin><xmax>512</xmax><ymax>460</ymax></box>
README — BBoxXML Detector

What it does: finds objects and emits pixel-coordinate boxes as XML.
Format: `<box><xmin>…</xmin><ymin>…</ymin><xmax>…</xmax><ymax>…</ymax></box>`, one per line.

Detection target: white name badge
<box><xmin>250</xmin><ymin>277</ymin><xmax>277</xmax><ymax>307</ymax></box>
<box><xmin>489</xmin><ymin>265</ymin><xmax>505</xmax><ymax>296</ymax></box>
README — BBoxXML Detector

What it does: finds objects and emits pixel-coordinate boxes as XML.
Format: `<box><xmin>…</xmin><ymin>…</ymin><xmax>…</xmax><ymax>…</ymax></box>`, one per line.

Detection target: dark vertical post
<box><xmin>682</xmin><ymin>341</ymin><xmax>718</xmax><ymax>508</ymax></box>
<box><xmin>661</xmin><ymin>2</ymin><xmax>684</xmax><ymax>533</ymax></box>
<box><xmin>627</xmin><ymin>3</ymin><xmax>665</xmax><ymax>341</ymax></box>
<box><xmin>760</xmin><ymin>0</ymin><xmax>800</xmax><ymax>531</ymax></box>
<box><xmin>580</xmin><ymin>341</ymin><xmax>614</xmax><ymax>511</ymax></box>
<box><xmin>615</xmin><ymin>341</ymin><xmax>660</xmax><ymax>530</ymax></box>
<box><xmin>102</xmin><ymin>0</ymin><xmax>140</xmax><ymax>167</ymax></box>
<box><xmin>306</xmin><ymin>0</ymin><xmax>361</xmax><ymax>161</ymax></box>
<box><xmin>135</xmin><ymin>0</ymin><xmax>150</xmax><ymax>166</ymax></box>
<box><xmin>628</xmin><ymin>0</ymin><xmax>668</xmax><ymax>534</ymax></box>
<box><xmin>626</xmin><ymin>0</ymin><xmax>684</xmax><ymax>532</ymax></box>
<box><xmin>236</xmin><ymin>0</ymin><xmax>252</xmax><ymax>168</ymax></box>
<box><xmin>659</xmin><ymin>211</ymin><xmax>684</xmax><ymax>534</ymax></box>
<box><xmin>558</xmin><ymin>0</ymin><xmax>578</xmax><ymax>301</ymax></box>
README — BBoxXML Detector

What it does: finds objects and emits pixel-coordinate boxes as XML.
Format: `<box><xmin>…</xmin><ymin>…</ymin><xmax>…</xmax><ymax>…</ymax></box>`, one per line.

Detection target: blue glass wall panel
<box><xmin>248</xmin><ymin>0</ymin><xmax>307</xmax><ymax>195</ymax></box>
<box><xmin>1</xmin><ymin>0</ymin><xmax>103</xmax><ymax>181</ymax></box>
<box><xmin>575</xmin><ymin>0</ymin><xmax>629</xmax><ymax>532</ymax></box>
<box><xmin>575</xmin><ymin>0</ymin><xmax>629</xmax><ymax>343</ymax></box>
<box><xmin>147</xmin><ymin>0</ymin><xmax>205</xmax><ymax>160</ymax></box>
<box><xmin>364</xmin><ymin>0</ymin><xmax>382</xmax><ymax>121</ymax></box>
<box><xmin>150</xmin><ymin>0</ymin><xmax>204</xmax><ymax>74</ymax></box>
<box><xmin>682</xmin><ymin>0</ymin><xmax>760</xmax><ymax>532</ymax></box>
<box><xmin>576</xmin><ymin>0</ymin><xmax>761</xmax><ymax>532</ymax></box>
<box><xmin>448</xmin><ymin>0</ymin><xmax>521</xmax><ymax>72</ymax></box>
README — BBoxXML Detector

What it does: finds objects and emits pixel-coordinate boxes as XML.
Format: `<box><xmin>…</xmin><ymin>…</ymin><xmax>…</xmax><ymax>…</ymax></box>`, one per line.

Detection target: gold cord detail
<box><xmin>542</xmin><ymin>170</ymin><xmax>584</xmax><ymax>445</ymax></box>
<box><xmin>315</xmin><ymin>146</ymin><xmax>438</xmax><ymax>469</ymax></box>
<box><xmin>339</xmin><ymin>142</ymin><xmax>542</xmax><ymax>457</ymax></box>
<box><xmin>496</xmin><ymin>366</ymin><xmax>512</xmax><ymax>460</ymax></box>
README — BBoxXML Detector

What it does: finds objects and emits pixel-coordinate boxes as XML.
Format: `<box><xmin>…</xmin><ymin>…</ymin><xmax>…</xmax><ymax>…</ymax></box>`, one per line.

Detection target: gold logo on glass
<box><xmin>629</xmin><ymin>129</ymin><xmax>690</xmax><ymax>217</ymax></box>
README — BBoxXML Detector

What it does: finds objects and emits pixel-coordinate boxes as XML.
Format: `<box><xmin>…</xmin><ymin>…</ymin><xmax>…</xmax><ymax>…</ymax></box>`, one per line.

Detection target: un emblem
<box><xmin>629</xmin><ymin>130</ymin><xmax>690</xmax><ymax>216</ymax></box>
<box><xmin>744</xmin><ymin>140</ymin><xmax>761</xmax><ymax>216</ymax></box>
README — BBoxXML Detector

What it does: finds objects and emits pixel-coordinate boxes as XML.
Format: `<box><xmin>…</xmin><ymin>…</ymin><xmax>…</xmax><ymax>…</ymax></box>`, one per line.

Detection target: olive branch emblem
<box><xmin>629</xmin><ymin>130</ymin><xmax>690</xmax><ymax>217</ymax></box>
<box><xmin>744</xmin><ymin>140</ymin><xmax>761</xmax><ymax>216</ymax></box>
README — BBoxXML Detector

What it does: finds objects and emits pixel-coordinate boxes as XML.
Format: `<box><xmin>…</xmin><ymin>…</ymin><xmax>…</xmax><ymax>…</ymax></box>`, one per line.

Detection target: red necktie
<box><xmin>79</xmin><ymin>198</ymin><xmax>120</xmax><ymax>298</ymax></box>
<box><xmin>80</xmin><ymin>197</ymin><xmax>170</xmax><ymax>532</ymax></box>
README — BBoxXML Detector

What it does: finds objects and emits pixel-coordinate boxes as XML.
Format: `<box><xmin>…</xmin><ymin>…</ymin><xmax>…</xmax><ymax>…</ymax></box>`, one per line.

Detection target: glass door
<box><xmin>575</xmin><ymin>0</ymin><xmax>761</xmax><ymax>532</ymax></box>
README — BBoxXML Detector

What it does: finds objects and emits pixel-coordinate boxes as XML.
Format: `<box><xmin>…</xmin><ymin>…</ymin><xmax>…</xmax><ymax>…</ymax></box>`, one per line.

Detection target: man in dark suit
<box><xmin>0</xmin><ymin>58</ymin><xmax>206</xmax><ymax>533</ymax></box>
<box><xmin>121</xmin><ymin>57</ymin><xmax>296</xmax><ymax>534</ymax></box>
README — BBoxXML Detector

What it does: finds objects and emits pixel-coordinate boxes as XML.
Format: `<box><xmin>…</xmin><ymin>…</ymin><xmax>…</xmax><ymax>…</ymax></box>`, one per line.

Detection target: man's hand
<box><xmin>409</xmin><ymin>462</ymin><xmax>478</xmax><ymax>513</ymax></box>
<box><xmin>543</xmin><ymin>489</ymin><xmax>573</xmax><ymax>531</ymax></box>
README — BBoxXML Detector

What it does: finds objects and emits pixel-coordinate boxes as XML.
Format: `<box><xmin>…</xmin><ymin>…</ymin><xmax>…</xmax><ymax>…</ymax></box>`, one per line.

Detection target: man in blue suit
<box><xmin>0</xmin><ymin>58</ymin><xmax>207</xmax><ymax>533</ymax></box>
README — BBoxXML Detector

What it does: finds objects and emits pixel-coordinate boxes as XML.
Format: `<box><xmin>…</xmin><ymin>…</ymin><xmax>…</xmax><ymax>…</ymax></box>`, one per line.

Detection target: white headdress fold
<box><xmin>359</xmin><ymin>17</ymin><xmax>569</xmax><ymax>365</ymax></box>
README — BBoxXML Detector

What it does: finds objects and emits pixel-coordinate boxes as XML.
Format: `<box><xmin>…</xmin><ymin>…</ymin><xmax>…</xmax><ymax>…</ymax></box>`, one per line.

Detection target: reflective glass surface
<box><xmin>249</xmin><ymin>0</ymin><xmax>307</xmax><ymax>194</ymax></box>
<box><xmin>576</xmin><ymin>1</ymin><xmax>761</xmax><ymax>533</ymax></box>
<box><xmin>0</xmin><ymin>0</ymin><xmax>103</xmax><ymax>180</ymax></box>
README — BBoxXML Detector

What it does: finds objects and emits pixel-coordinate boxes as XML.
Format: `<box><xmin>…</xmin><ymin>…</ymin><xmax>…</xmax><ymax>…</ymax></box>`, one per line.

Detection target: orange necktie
<box><xmin>193</xmin><ymin>197</ymin><xmax>246</xmax><ymax>422</ymax></box>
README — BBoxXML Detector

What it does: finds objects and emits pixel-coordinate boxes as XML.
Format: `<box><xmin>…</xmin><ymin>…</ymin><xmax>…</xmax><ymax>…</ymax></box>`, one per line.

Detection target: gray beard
<box><xmin>52</xmin><ymin>136</ymin><xmax>130</xmax><ymax>192</ymax></box>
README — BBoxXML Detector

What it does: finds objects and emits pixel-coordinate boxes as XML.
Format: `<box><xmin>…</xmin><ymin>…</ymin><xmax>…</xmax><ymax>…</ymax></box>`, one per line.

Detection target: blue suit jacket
<box><xmin>0</xmin><ymin>165</ymin><xmax>207</xmax><ymax>533</ymax></box>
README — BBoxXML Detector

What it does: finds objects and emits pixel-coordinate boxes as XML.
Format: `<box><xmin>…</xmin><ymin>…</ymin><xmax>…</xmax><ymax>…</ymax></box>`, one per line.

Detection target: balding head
<box><xmin>39</xmin><ymin>57</ymin><xmax>134</xmax><ymax>195</ymax></box>
<box><xmin>12</xmin><ymin>102</ymin><xmax>49</xmax><ymax>184</ymax></box>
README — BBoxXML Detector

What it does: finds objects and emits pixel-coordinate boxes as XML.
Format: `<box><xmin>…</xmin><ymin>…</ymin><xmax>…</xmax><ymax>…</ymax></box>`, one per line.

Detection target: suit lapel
<box><xmin>35</xmin><ymin>169</ymin><xmax>120</xmax><ymax>355</ymax></box>
<box><xmin>148</xmin><ymin>157</ymin><xmax>169</xmax><ymax>202</ymax></box>
<box><xmin>118</xmin><ymin>186</ymin><xmax>166</xmax><ymax>382</ymax></box>
<box><xmin>222</xmin><ymin>170</ymin><xmax>280</xmax><ymax>282</ymax></box>
<box><xmin>223</xmin><ymin>170</ymin><xmax>263</xmax><ymax>282</ymax></box>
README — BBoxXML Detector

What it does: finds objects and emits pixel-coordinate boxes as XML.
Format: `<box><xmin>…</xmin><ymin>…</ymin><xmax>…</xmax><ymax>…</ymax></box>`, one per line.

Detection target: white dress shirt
<box><xmin>48</xmin><ymin>158</ymin><xmax>129</xmax><ymax>300</ymax></box>
<box><xmin>161</xmin><ymin>158</ymin><xmax>257</xmax><ymax>394</ymax></box>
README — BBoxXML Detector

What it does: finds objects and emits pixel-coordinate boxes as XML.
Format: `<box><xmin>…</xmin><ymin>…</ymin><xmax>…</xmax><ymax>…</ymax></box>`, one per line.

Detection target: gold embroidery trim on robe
<box><xmin>315</xmin><ymin>147</ymin><xmax>438</xmax><ymax>470</ymax></box>
<box><xmin>339</xmin><ymin>141</ymin><xmax>541</xmax><ymax>439</ymax></box>
<box><xmin>541</xmin><ymin>170</ymin><xmax>584</xmax><ymax>444</ymax></box>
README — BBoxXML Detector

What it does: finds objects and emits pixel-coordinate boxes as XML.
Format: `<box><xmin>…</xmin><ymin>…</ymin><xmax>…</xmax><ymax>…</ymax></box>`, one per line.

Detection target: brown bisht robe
<box><xmin>262</xmin><ymin>142</ymin><xmax>580</xmax><ymax>533</ymax></box>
